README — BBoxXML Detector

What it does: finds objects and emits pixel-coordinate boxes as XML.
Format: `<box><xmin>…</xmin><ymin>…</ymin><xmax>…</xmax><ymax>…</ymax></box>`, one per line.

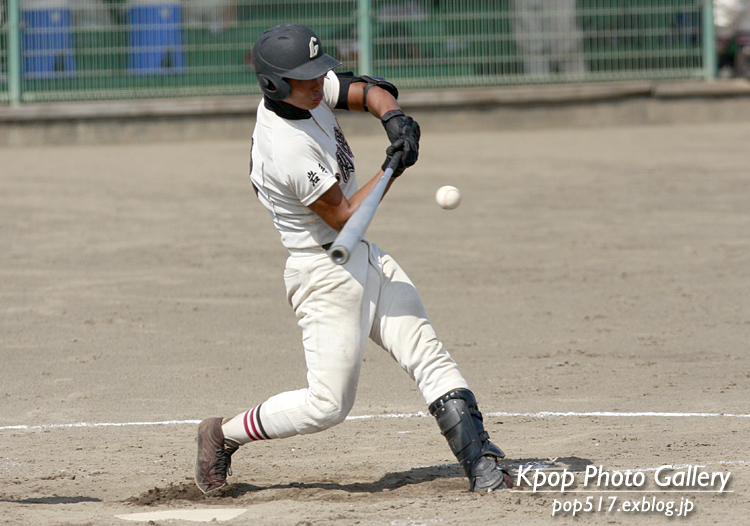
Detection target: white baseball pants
<box><xmin>224</xmin><ymin>240</ymin><xmax>469</xmax><ymax>443</ymax></box>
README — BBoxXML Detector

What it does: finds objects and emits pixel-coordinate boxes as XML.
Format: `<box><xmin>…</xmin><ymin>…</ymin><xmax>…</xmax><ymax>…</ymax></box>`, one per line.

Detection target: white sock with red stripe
<box><xmin>221</xmin><ymin>404</ymin><xmax>271</xmax><ymax>445</ymax></box>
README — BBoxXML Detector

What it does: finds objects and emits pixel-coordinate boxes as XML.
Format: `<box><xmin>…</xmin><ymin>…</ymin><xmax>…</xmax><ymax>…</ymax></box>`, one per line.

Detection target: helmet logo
<box><xmin>309</xmin><ymin>37</ymin><xmax>319</xmax><ymax>59</ymax></box>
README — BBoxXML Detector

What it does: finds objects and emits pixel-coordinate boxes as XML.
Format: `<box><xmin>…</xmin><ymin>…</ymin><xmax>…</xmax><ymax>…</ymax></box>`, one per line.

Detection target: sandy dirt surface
<box><xmin>1</xmin><ymin>117</ymin><xmax>749</xmax><ymax>525</ymax></box>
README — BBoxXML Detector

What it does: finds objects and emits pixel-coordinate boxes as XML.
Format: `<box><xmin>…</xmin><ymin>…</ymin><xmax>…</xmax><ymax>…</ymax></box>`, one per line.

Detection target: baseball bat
<box><xmin>328</xmin><ymin>151</ymin><xmax>402</xmax><ymax>265</ymax></box>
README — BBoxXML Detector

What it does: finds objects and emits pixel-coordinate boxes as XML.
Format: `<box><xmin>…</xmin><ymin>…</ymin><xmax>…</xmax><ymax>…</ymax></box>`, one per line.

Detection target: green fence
<box><xmin>0</xmin><ymin>0</ymin><xmax>713</xmax><ymax>104</ymax></box>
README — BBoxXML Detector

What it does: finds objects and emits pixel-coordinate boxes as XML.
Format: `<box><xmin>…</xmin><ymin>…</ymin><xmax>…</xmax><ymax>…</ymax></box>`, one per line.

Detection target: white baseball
<box><xmin>435</xmin><ymin>185</ymin><xmax>461</xmax><ymax>210</ymax></box>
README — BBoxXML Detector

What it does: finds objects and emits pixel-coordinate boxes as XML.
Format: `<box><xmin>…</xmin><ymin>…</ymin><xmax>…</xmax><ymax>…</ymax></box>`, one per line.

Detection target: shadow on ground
<box><xmin>127</xmin><ymin>456</ymin><xmax>592</xmax><ymax>505</ymax></box>
<box><xmin>0</xmin><ymin>496</ymin><xmax>101</xmax><ymax>504</ymax></box>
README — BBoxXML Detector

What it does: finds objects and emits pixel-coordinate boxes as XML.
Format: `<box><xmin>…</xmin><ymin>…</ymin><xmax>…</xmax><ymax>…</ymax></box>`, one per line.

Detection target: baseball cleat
<box><xmin>470</xmin><ymin>456</ymin><xmax>514</xmax><ymax>492</ymax></box>
<box><xmin>195</xmin><ymin>417</ymin><xmax>239</xmax><ymax>494</ymax></box>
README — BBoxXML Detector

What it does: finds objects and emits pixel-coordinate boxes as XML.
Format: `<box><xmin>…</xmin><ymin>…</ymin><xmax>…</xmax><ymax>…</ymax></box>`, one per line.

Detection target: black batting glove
<box><xmin>381</xmin><ymin>109</ymin><xmax>420</xmax><ymax>168</ymax></box>
<box><xmin>381</xmin><ymin>139</ymin><xmax>407</xmax><ymax>178</ymax></box>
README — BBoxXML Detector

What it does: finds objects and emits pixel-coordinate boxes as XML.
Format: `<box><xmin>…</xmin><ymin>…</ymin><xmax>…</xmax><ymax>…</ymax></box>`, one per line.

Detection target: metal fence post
<box><xmin>357</xmin><ymin>0</ymin><xmax>372</xmax><ymax>76</ymax></box>
<box><xmin>8</xmin><ymin>0</ymin><xmax>22</xmax><ymax>104</ymax></box>
<box><xmin>702</xmin><ymin>0</ymin><xmax>716</xmax><ymax>80</ymax></box>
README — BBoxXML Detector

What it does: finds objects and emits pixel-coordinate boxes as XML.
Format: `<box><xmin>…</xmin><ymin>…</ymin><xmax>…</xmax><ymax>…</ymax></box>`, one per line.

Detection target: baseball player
<box><xmin>512</xmin><ymin>0</ymin><xmax>586</xmax><ymax>77</ymax></box>
<box><xmin>195</xmin><ymin>23</ymin><xmax>512</xmax><ymax>494</ymax></box>
<box><xmin>715</xmin><ymin>0</ymin><xmax>750</xmax><ymax>77</ymax></box>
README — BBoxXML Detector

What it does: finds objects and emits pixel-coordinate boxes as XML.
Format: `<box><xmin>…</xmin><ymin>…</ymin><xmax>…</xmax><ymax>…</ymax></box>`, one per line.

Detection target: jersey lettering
<box><xmin>336</xmin><ymin>146</ymin><xmax>354</xmax><ymax>184</ymax></box>
<box><xmin>307</xmin><ymin>170</ymin><xmax>320</xmax><ymax>187</ymax></box>
<box><xmin>334</xmin><ymin>127</ymin><xmax>354</xmax><ymax>184</ymax></box>
<box><xmin>334</xmin><ymin>127</ymin><xmax>353</xmax><ymax>158</ymax></box>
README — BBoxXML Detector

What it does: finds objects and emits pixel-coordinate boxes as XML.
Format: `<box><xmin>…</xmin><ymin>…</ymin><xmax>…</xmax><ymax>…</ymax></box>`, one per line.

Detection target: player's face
<box><xmin>285</xmin><ymin>75</ymin><xmax>326</xmax><ymax>110</ymax></box>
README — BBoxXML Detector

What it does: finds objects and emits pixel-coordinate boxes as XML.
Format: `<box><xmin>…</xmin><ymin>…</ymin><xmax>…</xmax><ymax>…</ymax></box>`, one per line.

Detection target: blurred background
<box><xmin>0</xmin><ymin>1</ymin><xmax>744</xmax><ymax>104</ymax></box>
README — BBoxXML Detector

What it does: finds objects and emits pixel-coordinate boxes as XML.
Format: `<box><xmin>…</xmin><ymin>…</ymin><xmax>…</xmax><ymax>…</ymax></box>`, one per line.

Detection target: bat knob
<box><xmin>328</xmin><ymin>245</ymin><xmax>350</xmax><ymax>265</ymax></box>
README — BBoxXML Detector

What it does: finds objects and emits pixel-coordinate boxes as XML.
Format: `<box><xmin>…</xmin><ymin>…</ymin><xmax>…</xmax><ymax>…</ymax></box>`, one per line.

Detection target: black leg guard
<box><xmin>429</xmin><ymin>389</ymin><xmax>513</xmax><ymax>492</ymax></box>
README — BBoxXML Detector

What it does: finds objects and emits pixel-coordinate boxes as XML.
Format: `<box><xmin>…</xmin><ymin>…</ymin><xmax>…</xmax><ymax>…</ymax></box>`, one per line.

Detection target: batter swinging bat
<box><xmin>328</xmin><ymin>151</ymin><xmax>402</xmax><ymax>265</ymax></box>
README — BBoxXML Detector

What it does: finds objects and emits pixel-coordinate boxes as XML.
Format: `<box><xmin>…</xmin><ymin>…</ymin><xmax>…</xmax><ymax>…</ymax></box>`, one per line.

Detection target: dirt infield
<box><xmin>1</xmin><ymin>117</ymin><xmax>749</xmax><ymax>525</ymax></box>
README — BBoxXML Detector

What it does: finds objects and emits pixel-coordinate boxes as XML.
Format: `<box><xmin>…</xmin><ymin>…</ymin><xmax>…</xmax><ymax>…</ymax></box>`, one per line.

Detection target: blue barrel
<box><xmin>22</xmin><ymin>7</ymin><xmax>76</xmax><ymax>78</ymax></box>
<box><xmin>127</xmin><ymin>3</ymin><xmax>184</xmax><ymax>74</ymax></box>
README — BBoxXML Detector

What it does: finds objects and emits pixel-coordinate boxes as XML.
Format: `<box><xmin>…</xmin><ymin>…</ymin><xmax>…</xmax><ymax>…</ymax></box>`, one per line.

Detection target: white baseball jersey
<box><xmin>250</xmin><ymin>71</ymin><xmax>358</xmax><ymax>251</ymax></box>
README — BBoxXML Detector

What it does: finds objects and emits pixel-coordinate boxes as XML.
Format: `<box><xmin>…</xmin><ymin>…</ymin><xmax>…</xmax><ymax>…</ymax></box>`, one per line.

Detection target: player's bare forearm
<box><xmin>308</xmin><ymin>169</ymin><xmax>395</xmax><ymax>232</ymax></box>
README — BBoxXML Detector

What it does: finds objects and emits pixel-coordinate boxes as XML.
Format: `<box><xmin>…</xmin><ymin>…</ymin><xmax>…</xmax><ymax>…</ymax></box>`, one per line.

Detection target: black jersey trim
<box><xmin>264</xmin><ymin>97</ymin><xmax>312</xmax><ymax>120</ymax></box>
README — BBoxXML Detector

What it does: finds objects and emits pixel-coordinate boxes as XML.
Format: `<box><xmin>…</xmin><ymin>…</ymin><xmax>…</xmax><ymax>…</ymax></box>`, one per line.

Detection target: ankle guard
<box><xmin>429</xmin><ymin>389</ymin><xmax>504</xmax><ymax>478</ymax></box>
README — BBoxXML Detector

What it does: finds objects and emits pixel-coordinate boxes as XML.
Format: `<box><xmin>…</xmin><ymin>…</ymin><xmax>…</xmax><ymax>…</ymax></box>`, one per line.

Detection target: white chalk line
<box><xmin>490</xmin><ymin>411</ymin><xmax>750</xmax><ymax>419</ymax></box>
<box><xmin>0</xmin><ymin>419</ymin><xmax>202</xmax><ymax>431</ymax></box>
<box><xmin>2</xmin><ymin>410</ymin><xmax>749</xmax><ymax>432</ymax></box>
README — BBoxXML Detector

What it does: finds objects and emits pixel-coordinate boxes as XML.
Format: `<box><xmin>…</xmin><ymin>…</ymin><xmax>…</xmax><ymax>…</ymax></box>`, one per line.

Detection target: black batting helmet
<box><xmin>252</xmin><ymin>24</ymin><xmax>341</xmax><ymax>101</ymax></box>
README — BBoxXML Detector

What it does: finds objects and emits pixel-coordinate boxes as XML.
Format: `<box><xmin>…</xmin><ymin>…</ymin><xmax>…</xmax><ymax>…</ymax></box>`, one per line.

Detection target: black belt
<box><xmin>322</xmin><ymin>242</ymin><xmax>332</xmax><ymax>251</ymax></box>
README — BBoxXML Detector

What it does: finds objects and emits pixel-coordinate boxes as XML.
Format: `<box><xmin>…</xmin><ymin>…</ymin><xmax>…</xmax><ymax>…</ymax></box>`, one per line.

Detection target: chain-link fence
<box><xmin>0</xmin><ymin>0</ymin><xmax>713</xmax><ymax>104</ymax></box>
<box><xmin>1</xmin><ymin>3</ymin><xmax>8</xmax><ymax>101</ymax></box>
